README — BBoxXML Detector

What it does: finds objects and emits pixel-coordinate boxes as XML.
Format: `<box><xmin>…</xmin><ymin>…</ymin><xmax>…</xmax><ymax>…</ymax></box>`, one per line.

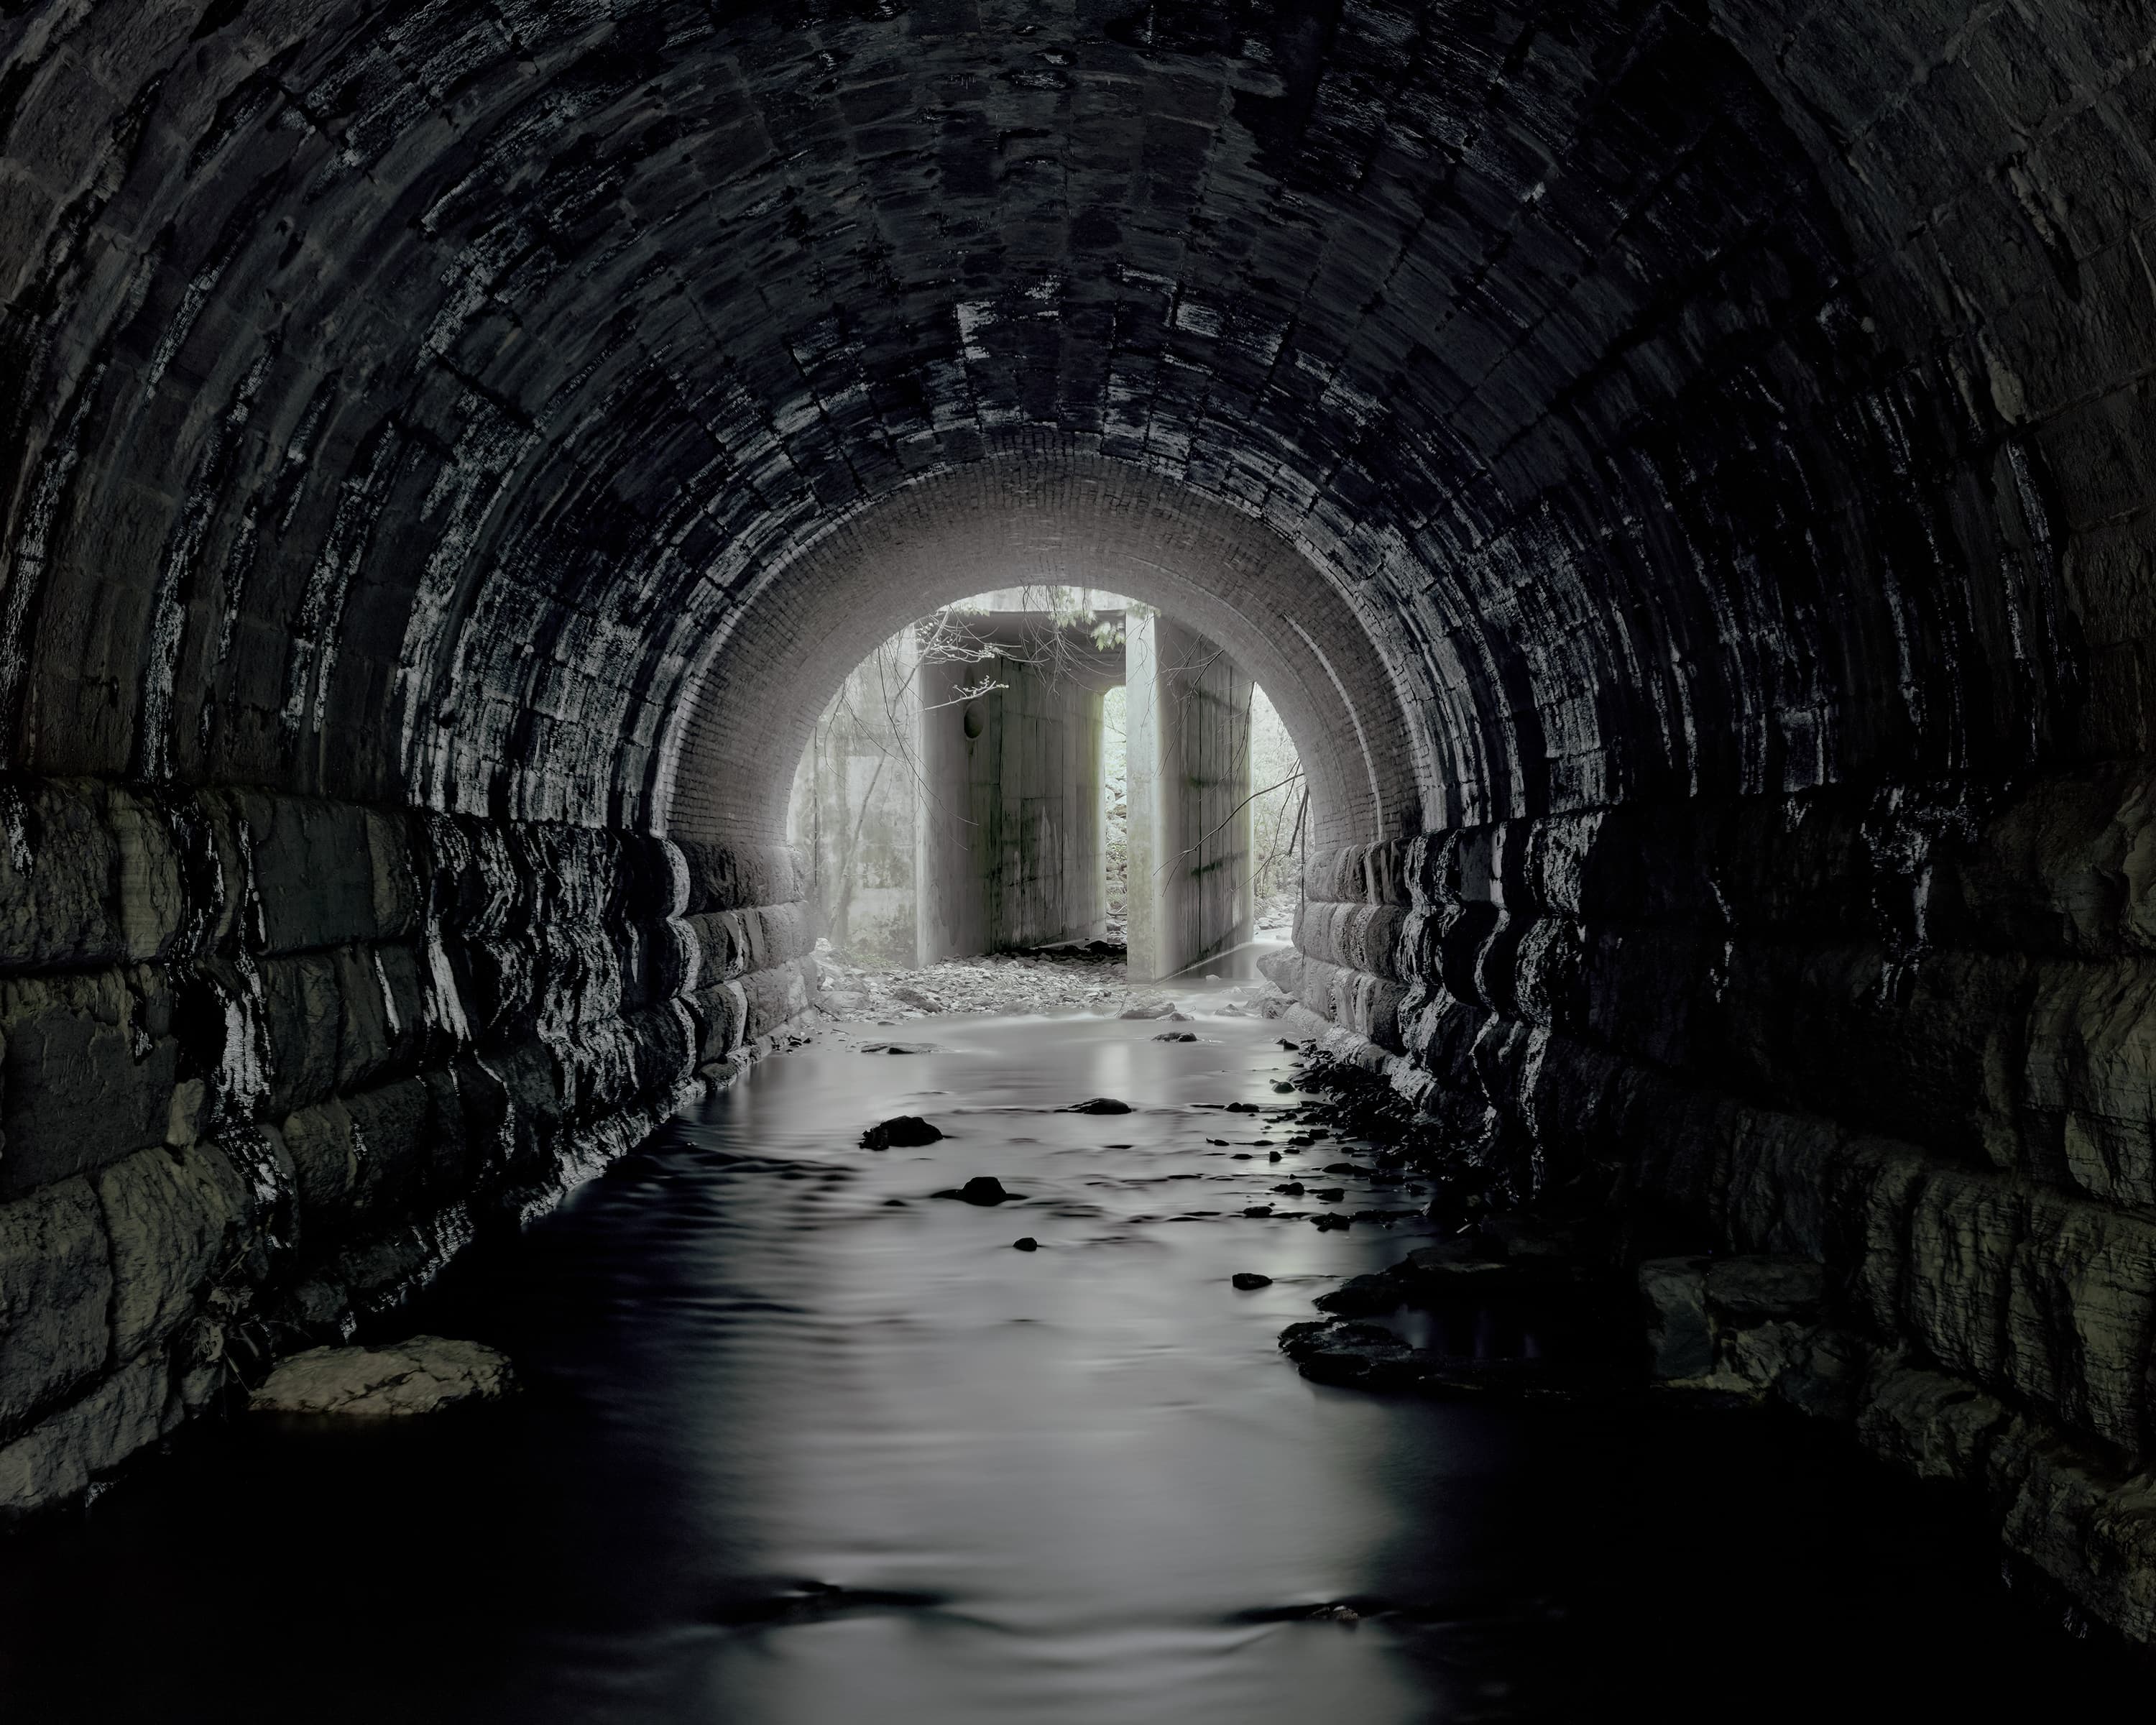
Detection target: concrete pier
<box><xmin>1125</xmin><ymin>611</ymin><xmax>1255</xmax><ymax>983</ymax></box>
<box><xmin>915</xmin><ymin>614</ymin><xmax>1119</xmax><ymax>964</ymax></box>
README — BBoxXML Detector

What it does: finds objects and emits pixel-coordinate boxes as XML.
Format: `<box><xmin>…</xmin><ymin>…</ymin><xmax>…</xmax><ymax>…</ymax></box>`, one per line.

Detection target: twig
<box><xmin>1150</xmin><ymin>770</ymin><xmax>1307</xmax><ymax>879</ymax></box>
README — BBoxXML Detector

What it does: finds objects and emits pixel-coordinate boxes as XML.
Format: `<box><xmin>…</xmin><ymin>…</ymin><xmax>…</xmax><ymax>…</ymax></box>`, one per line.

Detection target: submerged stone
<box><xmin>1064</xmin><ymin>1097</ymin><xmax>1133</xmax><ymax>1114</ymax></box>
<box><xmin>934</xmin><ymin>1176</ymin><xmax>1015</xmax><ymax>1205</ymax></box>
<box><xmin>250</xmin><ymin>1337</ymin><xmax>513</xmax><ymax>1417</ymax></box>
<box><xmin>861</xmin><ymin>1116</ymin><xmax>944</xmax><ymax>1149</ymax></box>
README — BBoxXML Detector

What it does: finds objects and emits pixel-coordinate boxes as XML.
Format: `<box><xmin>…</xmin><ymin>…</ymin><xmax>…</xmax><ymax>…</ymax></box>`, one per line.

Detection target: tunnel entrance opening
<box><xmin>785</xmin><ymin>583</ymin><xmax>1306</xmax><ymax>983</ymax></box>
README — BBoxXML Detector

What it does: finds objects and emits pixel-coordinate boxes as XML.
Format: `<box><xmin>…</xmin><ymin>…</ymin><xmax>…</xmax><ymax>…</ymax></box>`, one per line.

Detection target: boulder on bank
<box><xmin>250</xmin><ymin>1336</ymin><xmax>514</xmax><ymax>1416</ymax></box>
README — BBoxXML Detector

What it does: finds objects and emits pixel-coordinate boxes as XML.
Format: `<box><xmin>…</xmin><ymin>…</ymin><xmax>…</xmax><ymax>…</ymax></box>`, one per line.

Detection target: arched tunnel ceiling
<box><xmin>0</xmin><ymin>0</ymin><xmax>2114</xmax><ymax>837</ymax></box>
<box><xmin>667</xmin><ymin>454</ymin><xmax>1424</xmax><ymax>849</ymax></box>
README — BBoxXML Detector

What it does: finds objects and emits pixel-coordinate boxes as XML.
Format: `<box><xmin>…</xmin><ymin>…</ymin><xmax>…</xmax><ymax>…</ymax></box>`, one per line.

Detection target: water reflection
<box><xmin>0</xmin><ymin>1006</ymin><xmax>2139</xmax><ymax>1722</ymax></box>
<box><xmin>483</xmin><ymin>1012</ymin><xmax>1446</xmax><ymax>1724</ymax></box>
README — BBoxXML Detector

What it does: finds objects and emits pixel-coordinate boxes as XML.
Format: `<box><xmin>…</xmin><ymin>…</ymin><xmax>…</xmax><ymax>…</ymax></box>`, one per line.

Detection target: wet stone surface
<box><xmin>0</xmin><ymin>1002</ymin><xmax>2142</xmax><ymax>1721</ymax></box>
<box><xmin>858</xmin><ymin>1116</ymin><xmax>943</xmax><ymax>1150</ymax></box>
<box><xmin>249</xmin><ymin>1336</ymin><xmax>515</xmax><ymax>1417</ymax></box>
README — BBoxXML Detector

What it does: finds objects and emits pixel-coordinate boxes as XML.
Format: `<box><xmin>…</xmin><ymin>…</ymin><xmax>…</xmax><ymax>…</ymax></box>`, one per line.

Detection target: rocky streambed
<box><xmin>808</xmin><ymin>939</ymin><xmax>1281</xmax><ymax>1026</ymax></box>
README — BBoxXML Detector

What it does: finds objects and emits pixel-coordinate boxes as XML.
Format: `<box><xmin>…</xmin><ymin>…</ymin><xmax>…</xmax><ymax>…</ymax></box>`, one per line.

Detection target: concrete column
<box><xmin>1125</xmin><ymin>609</ymin><xmax>1255</xmax><ymax>981</ymax></box>
<box><xmin>915</xmin><ymin>630</ymin><xmax>1109</xmax><ymax>963</ymax></box>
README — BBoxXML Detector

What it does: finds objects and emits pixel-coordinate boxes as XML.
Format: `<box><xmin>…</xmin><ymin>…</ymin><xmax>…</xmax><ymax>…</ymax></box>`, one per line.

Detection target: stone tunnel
<box><xmin>4</xmin><ymin>0</ymin><xmax>2156</xmax><ymax>1650</ymax></box>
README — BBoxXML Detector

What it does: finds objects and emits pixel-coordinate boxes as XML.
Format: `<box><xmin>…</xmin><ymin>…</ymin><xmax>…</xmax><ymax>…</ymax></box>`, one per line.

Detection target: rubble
<box><xmin>814</xmin><ymin>943</ymin><xmax>1146</xmax><ymax>1021</ymax></box>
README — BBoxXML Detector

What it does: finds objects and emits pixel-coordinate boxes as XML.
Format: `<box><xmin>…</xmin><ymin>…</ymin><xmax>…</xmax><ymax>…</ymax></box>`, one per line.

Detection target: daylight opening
<box><xmin>786</xmin><ymin>585</ymin><xmax>1305</xmax><ymax>987</ymax></box>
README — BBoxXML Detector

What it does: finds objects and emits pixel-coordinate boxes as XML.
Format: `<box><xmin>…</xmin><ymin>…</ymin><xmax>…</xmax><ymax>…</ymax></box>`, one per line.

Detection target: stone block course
<box><xmin>341</xmin><ymin>1077</ymin><xmax>441</xmax><ymax>1218</ymax></box>
<box><xmin>1372</xmin><ymin>952</ymin><xmax>2156</xmax><ymax>1475</ymax></box>
<box><xmin>0</xmin><ymin>1353</ymin><xmax>176</xmax><ymax>1517</ymax></box>
<box><xmin>0</xmin><ymin>1179</ymin><xmax>111</xmax><ymax>1435</ymax></box>
<box><xmin>0</xmin><ymin>781</ymin><xmax>184</xmax><ymax>971</ymax></box>
<box><xmin>280</xmin><ymin>1097</ymin><xmax>361</xmax><ymax>1228</ymax></box>
<box><xmin>1258</xmin><ymin>948</ymin><xmax>1404</xmax><ymax>1052</ymax></box>
<box><xmin>688</xmin><ymin>980</ymin><xmax>748</xmax><ymax>1064</ymax></box>
<box><xmin>0</xmin><ymin>968</ymin><xmax>180</xmax><ymax>1195</ymax></box>
<box><xmin>218</xmin><ymin>789</ymin><xmax>381</xmax><ymax>954</ymax></box>
<box><xmin>0</xmin><ymin>775</ymin><xmax>817</xmax><ymax>1518</ymax></box>
<box><xmin>93</xmin><ymin>1141</ymin><xmax>251</xmax><ymax>1363</ymax></box>
<box><xmin>678</xmin><ymin>843</ymin><xmax>808</xmax><ymax>916</ymax></box>
<box><xmin>1300</xmin><ymin>783</ymin><xmax>2156</xmax><ymax>1211</ymax></box>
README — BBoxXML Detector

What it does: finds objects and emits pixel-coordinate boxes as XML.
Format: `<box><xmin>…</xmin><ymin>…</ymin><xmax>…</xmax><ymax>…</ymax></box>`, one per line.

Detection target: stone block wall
<box><xmin>0</xmin><ymin>779</ymin><xmax>816</xmax><ymax>1514</ymax></box>
<box><xmin>1266</xmin><ymin>764</ymin><xmax>2156</xmax><ymax>1637</ymax></box>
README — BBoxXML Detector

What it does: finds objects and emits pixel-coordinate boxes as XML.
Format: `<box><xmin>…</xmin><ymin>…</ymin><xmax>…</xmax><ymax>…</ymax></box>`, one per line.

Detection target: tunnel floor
<box><xmin>0</xmin><ymin>1003</ymin><xmax>2143</xmax><ymax>1721</ymax></box>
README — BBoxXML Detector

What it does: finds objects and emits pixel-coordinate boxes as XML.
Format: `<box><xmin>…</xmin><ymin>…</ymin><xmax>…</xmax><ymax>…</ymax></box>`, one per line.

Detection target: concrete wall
<box><xmin>0</xmin><ymin>778</ymin><xmax>816</xmax><ymax>1514</ymax></box>
<box><xmin>916</xmin><ymin>647</ymin><xmax>1107</xmax><ymax>964</ymax></box>
<box><xmin>1127</xmin><ymin>612</ymin><xmax>1254</xmax><ymax>982</ymax></box>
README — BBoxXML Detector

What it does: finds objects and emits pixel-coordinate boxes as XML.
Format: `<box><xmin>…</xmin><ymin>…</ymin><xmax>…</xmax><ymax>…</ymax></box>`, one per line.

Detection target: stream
<box><xmin>0</xmin><ymin>1000</ymin><xmax>2139</xmax><ymax>1720</ymax></box>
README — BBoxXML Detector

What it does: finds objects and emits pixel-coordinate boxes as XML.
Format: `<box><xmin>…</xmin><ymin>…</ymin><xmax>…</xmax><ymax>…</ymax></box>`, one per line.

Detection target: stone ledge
<box><xmin>249</xmin><ymin>1336</ymin><xmax>513</xmax><ymax>1417</ymax></box>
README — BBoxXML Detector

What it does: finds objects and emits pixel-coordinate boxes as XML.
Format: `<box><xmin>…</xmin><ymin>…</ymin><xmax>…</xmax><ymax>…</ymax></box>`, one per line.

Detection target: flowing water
<box><xmin>0</xmin><ymin>1000</ymin><xmax>2140</xmax><ymax>1721</ymax></box>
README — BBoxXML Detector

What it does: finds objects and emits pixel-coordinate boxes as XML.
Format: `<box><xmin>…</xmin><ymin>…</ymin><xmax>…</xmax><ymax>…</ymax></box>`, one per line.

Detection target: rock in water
<box><xmin>959</xmin><ymin>1176</ymin><xmax>1012</xmax><ymax>1205</ymax></box>
<box><xmin>1232</xmin><ymin>1272</ymin><xmax>1273</xmax><ymax>1289</ymax></box>
<box><xmin>1013</xmin><ymin>1237</ymin><xmax>1039</xmax><ymax>1251</ymax></box>
<box><xmin>862</xmin><ymin>1115</ymin><xmax>944</xmax><ymax>1149</ymax></box>
<box><xmin>1118</xmin><ymin>999</ymin><xmax>1176</xmax><ymax>1020</ymax></box>
<box><xmin>1064</xmin><ymin>1097</ymin><xmax>1132</xmax><ymax>1114</ymax></box>
<box><xmin>250</xmin><ymin>1337</ymin><xmax>513</xmax><ymax>1417</ymax></box>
